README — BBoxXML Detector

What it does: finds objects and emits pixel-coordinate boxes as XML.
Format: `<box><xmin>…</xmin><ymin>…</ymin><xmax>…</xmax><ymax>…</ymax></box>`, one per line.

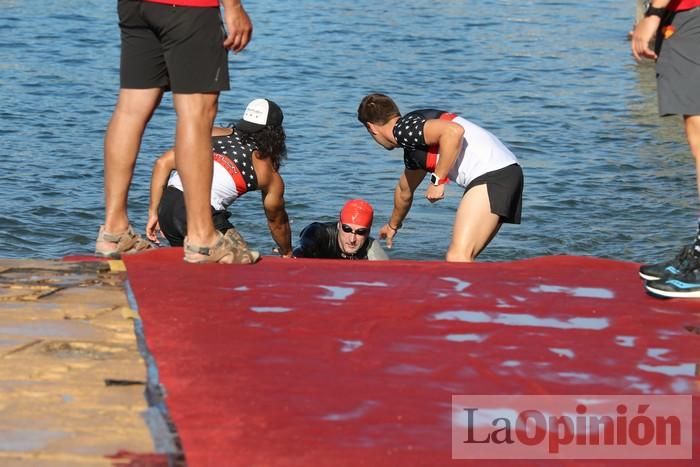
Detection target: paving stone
<box><xmin>0</xmin><ymin>258</ymin><xmax>158</xmax><ymax>464</ymax></box>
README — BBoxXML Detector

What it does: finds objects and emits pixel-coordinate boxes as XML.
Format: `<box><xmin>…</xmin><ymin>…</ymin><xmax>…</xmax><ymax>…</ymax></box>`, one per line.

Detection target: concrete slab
<box><xmin>0</xmin><ymin>259</ymin><xmax>163</xmax><ymax>465</ymax></box>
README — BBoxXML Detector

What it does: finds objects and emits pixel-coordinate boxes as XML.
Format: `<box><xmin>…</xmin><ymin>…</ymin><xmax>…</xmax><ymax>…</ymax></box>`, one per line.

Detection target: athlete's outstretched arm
<box><xmin>261</xmin><ymin>172</ymin><xmax>293</xmax><ymax>257</ymax></box>
<box><xmin>146</xmin><ymin>149</ymin><xmax>176</xmax><ymax>243</ymax></box>
<box><xmin>380</xmin><ymin>169</ymin><xmax>425</xmax><ymax>248</ymax></box>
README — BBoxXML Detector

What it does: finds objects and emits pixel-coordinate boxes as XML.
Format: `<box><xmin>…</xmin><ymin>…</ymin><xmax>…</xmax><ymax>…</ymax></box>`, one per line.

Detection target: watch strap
<box><xmin>430</xmin><ymin>173</ymin><xmax>449</xmax><ymax>186</ymax></box>
<box><xmin>644</xmin><ymin>5</ymin><xmax>667</xmax><ymax>17</ymax></box>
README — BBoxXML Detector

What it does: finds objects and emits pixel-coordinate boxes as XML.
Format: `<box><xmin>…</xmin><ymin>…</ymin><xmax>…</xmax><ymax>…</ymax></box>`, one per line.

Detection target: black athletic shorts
<box><xmin>464</xmin><ymin>163</ymin><xmax>523</xmax><ymax>224</ymax></box>
<box><xmin>158</xmin><ymin>186</ymin><xmax>235</xmax><ymax>247</ymax></box>
<box><xmin>118</xmin><ymin>0</ymin><xmax>230</xmax><ymax>93</ymax></box>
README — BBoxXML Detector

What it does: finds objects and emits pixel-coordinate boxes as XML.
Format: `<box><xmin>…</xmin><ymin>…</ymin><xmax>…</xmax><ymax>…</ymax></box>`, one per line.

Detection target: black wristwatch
<box><xmin>644</xmin><ymin>5</ymin><xmax>667</xmax><ymax>18</ymax></box>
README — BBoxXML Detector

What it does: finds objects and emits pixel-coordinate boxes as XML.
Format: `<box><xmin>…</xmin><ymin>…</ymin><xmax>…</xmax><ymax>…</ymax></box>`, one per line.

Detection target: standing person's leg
<box><xmin>96</xmin><ymin>0</ymin><xmax>167</xmax><ymax>257</ymax></box>
<box><xmin>446</xmin><ymin>184</ymin><xmax>502</xmax><ymax>262</ymax></box>
<box><xmin>643</xmin><ymin>115</ymin><xmax>700</xmax><ymax>296</ymax></box>
<box><xmin>641</xmin><ymin>7</ymin><xmax>700</xmax><ymax>296</ymax></box>
<box><xmin>639</xmin><ymin>8</ymin><xmax>700</xmax><ymax>289</ymax></box>
<box><xmin>642</xmin><ymin>116</ymin><xmax>700</xmax><ymax>281</ymax></box>
<box><xmin>685</xmin><ymin>115</ymin><xmax>700</xmax><ymax>253</ymax></box>
<box><xmin>686</xmin><ymin>115</ymin><xmax>700</xmax><ymax>205</ymax></box>
<box><xmin>96</xmin><ymin>88</ymin><xmax>162</xmax><ymax>257</ymax></box>
<box><xmin>172</xmin><ymin>92</ymin><xmax>219</xmax><ymax>248</ymax></box>
<box><xmin>103</xmin><ymin>88</ymin><xmax>163</xmax><ymax>234</ymax></box>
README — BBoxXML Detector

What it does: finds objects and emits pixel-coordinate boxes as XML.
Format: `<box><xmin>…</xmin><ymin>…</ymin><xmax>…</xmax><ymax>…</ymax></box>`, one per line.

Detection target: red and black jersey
<box><xmin>211</xmin><ymin>128</ymin><xmax>259</xmax><ymax>195</ymax></box>
<box><xmin>392</xmin><ymin>109</ymin><xmax>457</xmax><ymax>172</ymax></box>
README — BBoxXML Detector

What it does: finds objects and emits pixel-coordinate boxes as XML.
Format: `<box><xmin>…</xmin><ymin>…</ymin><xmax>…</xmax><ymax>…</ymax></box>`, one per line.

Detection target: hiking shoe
<box><xmin>645</xmin><ymin>267</ymin><xmax>700</xmax><ymax>298</ymax></box>
<box><xmin>95</xmin><ymin>225</ymin><xmax>153</xmax><ymax>259</ymax></box>
<box><xmin>638</xmin><ymin>245</ymin><xmax>698</xmax><ymax>281</ymax></box>
<box><xmin>184</xmin><ymin>232</ymin><xmax>260</xmax><ymax>264</ymax></box>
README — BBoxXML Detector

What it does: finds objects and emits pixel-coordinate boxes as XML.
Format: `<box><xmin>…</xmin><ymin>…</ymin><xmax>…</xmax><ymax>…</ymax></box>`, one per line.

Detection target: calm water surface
<box><xmin>0</xmin><ymin>0</ymin><xmax>695</xmax><ymax>262</ymax></box>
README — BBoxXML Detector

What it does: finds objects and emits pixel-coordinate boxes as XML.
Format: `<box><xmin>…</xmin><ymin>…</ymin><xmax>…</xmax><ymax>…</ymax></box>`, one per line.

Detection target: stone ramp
<box><xmin>0</xmin><ymin>259</ymin><xmax>170</xmax><ymax>466</ymax></box>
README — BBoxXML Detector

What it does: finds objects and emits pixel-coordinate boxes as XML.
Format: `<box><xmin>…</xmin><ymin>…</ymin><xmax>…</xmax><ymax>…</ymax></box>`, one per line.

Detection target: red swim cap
<box><xmin>340</xmin><ymin>199</ymin><xmax>374</xmax><ymax>228</ymax></box>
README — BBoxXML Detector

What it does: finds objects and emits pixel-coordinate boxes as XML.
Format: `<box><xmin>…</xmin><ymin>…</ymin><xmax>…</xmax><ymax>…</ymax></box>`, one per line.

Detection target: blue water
<box><xmin>0</xmin><ymin>0</ymin><xmax>696</xmax><ymax>262</ymax></box>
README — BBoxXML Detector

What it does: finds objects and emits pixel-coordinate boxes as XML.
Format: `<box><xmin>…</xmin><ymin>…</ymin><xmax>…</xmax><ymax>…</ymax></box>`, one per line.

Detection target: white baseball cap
<box><xmin>236</xmin><ymin>98</ymin><xmax>284</xmax><ymax>133</ymax></box>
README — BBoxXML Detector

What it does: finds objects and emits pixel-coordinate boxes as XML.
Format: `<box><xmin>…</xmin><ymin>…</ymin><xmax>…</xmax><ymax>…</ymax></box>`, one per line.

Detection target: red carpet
<box><xmin>123</xmin><ymin>249</ymin><xmax>700</xmax><ymax>466</ymax></box>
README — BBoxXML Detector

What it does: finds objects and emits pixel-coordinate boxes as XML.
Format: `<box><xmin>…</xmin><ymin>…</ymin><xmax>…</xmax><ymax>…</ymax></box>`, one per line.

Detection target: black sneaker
<box><xmin>638</xmin><ymin>245</ymin><xmax>697</xmax><ymax>281</ymax></box>
<box><xmin>645</xmin><ymin>267</ymin><xmax>700</xmax><ymax>298</ymax></box>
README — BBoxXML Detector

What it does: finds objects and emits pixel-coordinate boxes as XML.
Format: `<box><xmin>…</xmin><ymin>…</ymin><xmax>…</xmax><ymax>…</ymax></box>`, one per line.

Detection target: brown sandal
<box><xmin>95</xmin><ymin>225</ymin><xmax>153</xmax><ymax>259</ymax></box>
<box><xmin>184</xmin><ymin>232</ymin><xmax>260</xmax><ymax>264</ymax></box>
<box><xmin>223</xmin><ymin>227</ymin><xmax>249</xmax><ymax>249</ymax></box>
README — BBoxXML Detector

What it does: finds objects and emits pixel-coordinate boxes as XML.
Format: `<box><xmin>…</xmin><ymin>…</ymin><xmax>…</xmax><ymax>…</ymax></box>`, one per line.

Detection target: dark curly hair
<box><xmin>229</xmin><ymin>124</ymin><xmax>287</xmax><ymax>171</ymax></box>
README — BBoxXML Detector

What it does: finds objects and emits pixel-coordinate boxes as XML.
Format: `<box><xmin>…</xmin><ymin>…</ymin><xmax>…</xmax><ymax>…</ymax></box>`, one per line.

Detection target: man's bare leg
<box><xmin>446</xmin><ymin>184</ymin><xmax>502</xmax><ymax>262</ymax></box>
<box><xmin>103</xmin><ymin>88</ymin><xmax>163</xmax><ymax>234</ymax></box>
<box><xmin>172</xmin><ymin>92</ymin><xmax>219</xmax><ymax>248</ymax></box>
<box><xmin>685</xmin><ymin>115</ymin><xmax>700</xmax><ymax>203</ymax></box>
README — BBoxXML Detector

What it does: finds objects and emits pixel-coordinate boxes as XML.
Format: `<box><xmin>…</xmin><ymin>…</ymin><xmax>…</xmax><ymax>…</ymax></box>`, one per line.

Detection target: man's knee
<box><xmin>116</xmin><ymin>89</ymin><xmax>162</xmax><ymax>119</ymax></box>
<box><xmin>174</xmin><ymin>93</ymin><xmax>219</xmax><ymax>122</ymax></box>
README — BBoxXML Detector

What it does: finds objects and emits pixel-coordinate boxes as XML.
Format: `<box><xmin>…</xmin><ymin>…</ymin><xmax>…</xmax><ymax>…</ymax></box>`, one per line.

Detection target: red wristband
<box><xmin>430</xmin><ymin>173</ymin><xmax>450</xmax><ymax>186</ymax></box>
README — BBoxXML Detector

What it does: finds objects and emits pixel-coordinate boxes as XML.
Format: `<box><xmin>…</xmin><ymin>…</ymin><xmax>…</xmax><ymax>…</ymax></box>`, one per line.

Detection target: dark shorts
<box><xmin>158</xmin><ymin>186</ymin><xmax>234</xmax><ymax>247</ymax></box>
<box><xmin>655</xmin><ymin>7</ymin><xmax>700</xmax><ymax>116</ymax></box>
<box><xmin>118</xmin><ymin>0</ymin><xmax>230</xmax><ymax>93</ymax></box>
<box><xmin>464</xmin><ymin>163</ymin><xmax>523</xmax><ymax>224</ymax></box>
